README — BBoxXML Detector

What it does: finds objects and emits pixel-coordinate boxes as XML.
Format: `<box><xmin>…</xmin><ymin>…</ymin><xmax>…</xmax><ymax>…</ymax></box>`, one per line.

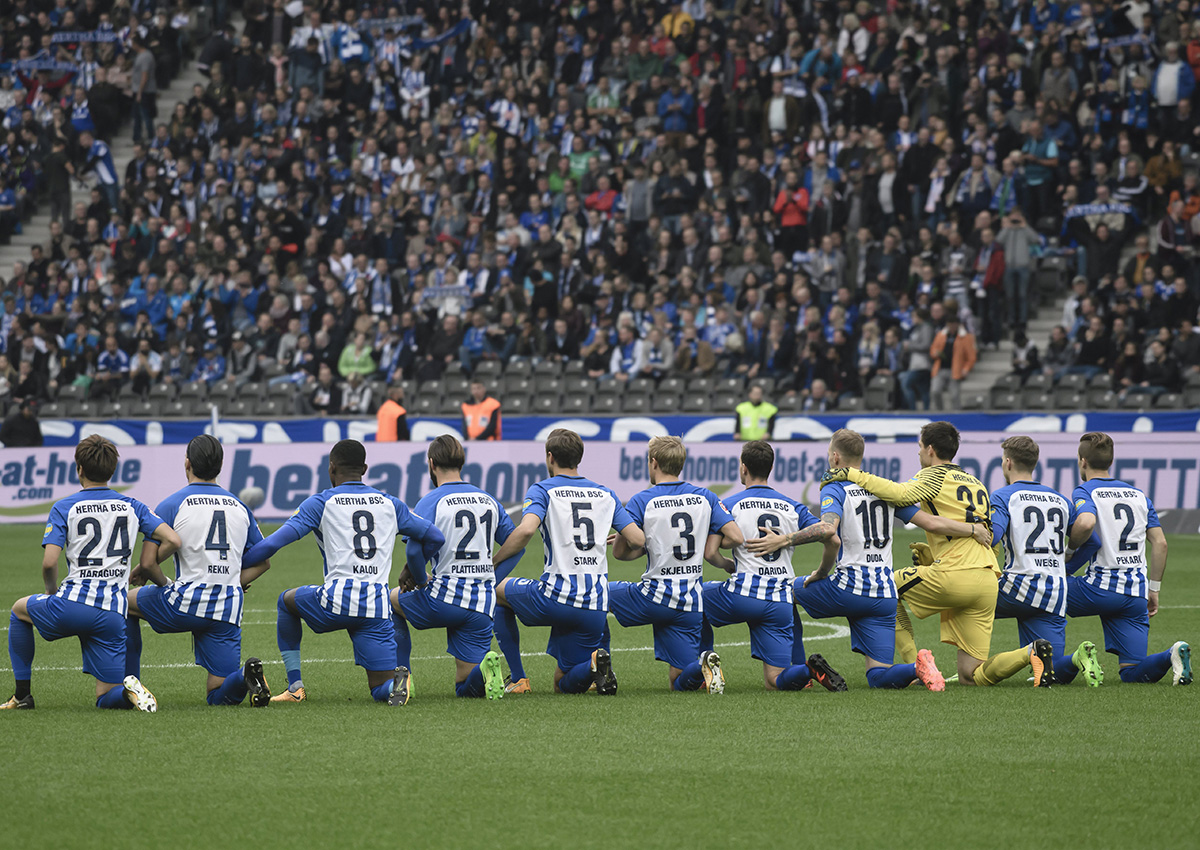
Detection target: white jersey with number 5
<box><xmin>522</xmin><ymin>474</ymin><xmax>636</xmax><ymax>610</ymax></box>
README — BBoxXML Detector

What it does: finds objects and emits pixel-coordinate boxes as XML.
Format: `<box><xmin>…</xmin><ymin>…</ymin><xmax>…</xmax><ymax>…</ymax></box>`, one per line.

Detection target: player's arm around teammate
<box><xmin>388</xmin><ymin>435</ymin><xmax>515</xmax><ymax>701</ymax></box>
<box><xmin>5</xmin><ymin>435</ymin><xmax>178</xmax><ymax>710</ymax></box>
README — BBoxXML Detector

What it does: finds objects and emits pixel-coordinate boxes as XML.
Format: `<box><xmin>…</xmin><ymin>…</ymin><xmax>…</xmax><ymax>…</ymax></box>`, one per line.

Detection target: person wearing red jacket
<box><xmin>974</xmin><ymin>226</ymin><xmax>1007</xmax><ymax>349</ymax></box>
<box><xmin>772</xmin><ymin>170</ymin><xmax>809</xmax><ymax>257</ymax></box>
<box><xmin>584</xmin><ymin>175</ymin><xmax>621</xmax><ymax>220</ymax></box>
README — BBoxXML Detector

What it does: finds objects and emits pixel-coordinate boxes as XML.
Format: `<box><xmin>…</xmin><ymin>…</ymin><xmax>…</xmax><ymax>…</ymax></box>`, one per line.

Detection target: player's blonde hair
<box><xmin>648</xmin><ymin>436</ymin><xmax>687</xmax><ymax>476</ymax></box>
<box><xmin>830</xmin><ymin>429</ymin><xmax>865</xmax><ymax>462</ymax></box>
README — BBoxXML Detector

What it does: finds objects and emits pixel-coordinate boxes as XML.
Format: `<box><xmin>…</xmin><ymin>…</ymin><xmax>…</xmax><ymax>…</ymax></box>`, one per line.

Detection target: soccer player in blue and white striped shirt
<box><xmin>126</xmin><ymin>435</ymin><xmax>274</xmax><ymax>707</ymax></box>
<box><xmin>986</xmin><ymin>435</ymin><xmax>1103</xmax><ymax>686</ymax></box>
<box><xmin>703</xmin><ymin>440</ymin><xmax>843</xmax><ymax>692</ymax></box>
<box><xmin>390</xmin><ymin>436</ymin><xmax>518</xmax><ymax>702</ymax></box>
<box><xmin>785</xmin><ymin>432</ymin><xmax>979</xmax><ymax>690</ymax></box>
<box><xmin>608</xmin><ymin>437</ymin><xmax>742</xmax><ymax>693</ymax></box>
<box><xmin>3</xmin><ymin>435</ymin><xmax>178</xmax><ymax>710</ymax></box>
<box><xmin>242</xmin><ymin>440</ymin><xmax>445</xmax><ymax>705</ymax></box>
<box><xmin>492</xmin><ymin>429</ymin><xmax>645</xmax><ymax>695</ymax></box>
<box><xmin>1066</xmin><ymin>432</ymin><xmax>1190</xmax><ymax>685</ymax></box>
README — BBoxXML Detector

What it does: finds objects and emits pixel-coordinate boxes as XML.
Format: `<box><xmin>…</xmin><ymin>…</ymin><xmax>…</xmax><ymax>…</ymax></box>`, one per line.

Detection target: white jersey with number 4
<box><xmin>154</xmin><ymin>482</ymin><xmax>263</xmax><ymax>625</ymax></box>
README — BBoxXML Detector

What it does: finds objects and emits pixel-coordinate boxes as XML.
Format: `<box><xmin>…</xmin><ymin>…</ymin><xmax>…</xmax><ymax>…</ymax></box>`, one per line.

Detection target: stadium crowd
<box><xmin>1</xmin><ymin>0</ymin><xmax>1200</xmax><ymax>419</ymax></box>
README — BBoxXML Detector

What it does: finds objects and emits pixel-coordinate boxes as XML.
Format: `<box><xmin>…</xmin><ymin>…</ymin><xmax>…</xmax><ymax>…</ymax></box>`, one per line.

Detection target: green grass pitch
<box><xmin>1</xmin><ymin>522</ymin><xmax>1197</xmax><ymax>849</ymax></box>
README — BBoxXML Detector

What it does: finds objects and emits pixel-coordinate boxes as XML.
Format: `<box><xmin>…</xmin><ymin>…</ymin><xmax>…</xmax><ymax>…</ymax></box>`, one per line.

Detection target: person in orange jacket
<box><xmin>772</xmin><ymin>170</ymin><xmax>809</xmax><ymax>257</ymax></box>
<box><xmin>929</xmin><ymin>307</ymin><xmax>977</xmax><ymax>411</ymax></box>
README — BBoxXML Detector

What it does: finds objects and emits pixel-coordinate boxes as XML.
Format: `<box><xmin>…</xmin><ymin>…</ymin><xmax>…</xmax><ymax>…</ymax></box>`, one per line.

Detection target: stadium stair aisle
<box><xmin>0</xmin><ymin>23</ymin><xmax>237</xmax><ymax>278</ymax></box>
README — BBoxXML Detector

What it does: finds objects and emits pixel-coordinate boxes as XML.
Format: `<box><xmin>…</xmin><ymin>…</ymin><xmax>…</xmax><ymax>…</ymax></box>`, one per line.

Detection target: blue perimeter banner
<box><xmin>27</xmin><ymin>410</ymin><xmax>1200</xmax><ymax>447</ymax></box>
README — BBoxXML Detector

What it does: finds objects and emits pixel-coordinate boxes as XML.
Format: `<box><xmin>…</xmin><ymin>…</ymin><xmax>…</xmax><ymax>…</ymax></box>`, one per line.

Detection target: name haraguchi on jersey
<box><xmin>154</xmin><ymin>483</ymin><xmax>263</xmax><ymax>625</ymax></box>
<box><xmin>724</xmin><ymin>485</ymin><xmax>816</xmax><ymax>604</ymax></box>
<box><xmin>625</xmin><ymin>481</ymin><xmax>733</xmax><ymax>612</ymax></box>
<box><xmin>42</xmin><ymin>488</ymin><xmax>165</xmax><ymax>616</ymax></box>
<box><xmin>847</xmin><ymin>464</ymin><xmax>999</xmax><ymax>574</ymax></box>
<box><xmin>280</xmin><ymin>481</ymin><xmax>434</xmax><ymax>618</ymax></box>
<box><xmin>412</xmin><ymin>481</ymin><xmax>514</xmax><ymax>616</ymax></box>
<box><xmin>990</xmin><ymin>481</ymin><xmax>1077</xmax><ymax>616</ymax></box>
<box><xmin>522</xmin><ymin>474</ymin><xmax>635</xmax><ymax>611</ymax></box>
<box><xmin>821</xmin><ymin>482</ymin><xmax>918</xmax><ymax>598</ymax></box>
<box><xmin>1073</xmin><ymin>478</ymin><xmax>1160</xmax><ymax>598</ymax></box>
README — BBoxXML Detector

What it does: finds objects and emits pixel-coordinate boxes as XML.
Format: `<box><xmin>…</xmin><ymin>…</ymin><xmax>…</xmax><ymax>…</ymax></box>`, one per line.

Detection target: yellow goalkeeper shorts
<box><xmin>893</xmin><ymin>565</ymin><xmax>998</xmax><ymax>661</ymax></box>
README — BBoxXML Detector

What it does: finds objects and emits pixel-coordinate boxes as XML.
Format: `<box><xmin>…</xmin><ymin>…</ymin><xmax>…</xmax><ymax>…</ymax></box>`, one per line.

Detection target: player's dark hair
<box><xmin>1078</xmin><ymin>432</ymin><xmax>1114</xmax><ymax>471</ymax></box>
<box><xmin>830</xmin><ymin>429</ymin><xmax>865</xmax><ymax>462</ymax></box>
<box><xmin>187</xmin><ymin>434</ymin><xmax>223</xmax><ymax>481</ymax></box>
<box><xmin>75</xmin><ymin>434</ymin><xmax>119</xmax><ymax>483</ymax></box>
<box><xmin>428</xmin><ymin>434</ymin><xmax>465</xmax><ymax>470</ymax></box>
<box><xmin>1001</xmin><ymin>435</ymin><xmax>1039</xmax><ymax>471</ymax></box>
<box><xmin>545</xmin><ymin>428</ymin><xmax>584</xmax><ymax>469</ymax></box>
<box><xmin>741</xmin><ymin>440</ymin><xmax>775</xmax><ymax>480</ymax></box>
<box><xmin>330</xmin><ymin>439</ymin><xmax>368</xmax><ymax>474</ymax></box>
<box><xmin>920</xmin><ymin>421</ymin><xmax>960</xmax><ymax>461</ymax></box>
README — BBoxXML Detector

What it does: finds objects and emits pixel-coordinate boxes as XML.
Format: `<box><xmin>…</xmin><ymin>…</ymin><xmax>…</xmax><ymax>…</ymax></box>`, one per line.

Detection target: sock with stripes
<box><xmin>1053</xmin><ymin>654</ymin><xmax>1079</xmax><ymax>684</ymax></box>
<box><xmin>96</xmin><ymin>684</ymin><xmax>133</xmax><ymax>709</ymax></box>
<box><xmin>894</xmin><ymin>602</ymin><xmax>918</xmax><ymax>665</ymax></box>
<box><xmin>972</xmin><ymin>646</ymin><xmax>1030</xmax><ymax>686</ymax></box>
<box><xmin>276</xmin><ymin>592</ymin><xmax>303</xmax><ymax>688</ymax></box>
<box><xmin>775</xmin><ymin>664</ymin><xmax>811</xmax><ymax>690</ymax></box>
<box><xmin>455</xmin><ymin>665</ymin><xmax>485</xmax><ymax>698</ymax></box>
<box><xmin>1119</xmin><ymin>651</ymin><xmax>1172</xmax><ymax>683</ymax></box>
<box><xmin>493</xmin><ymin>606</ymin><xmax>525</xmax><ymax>681</ymax></box>
<box><xmin>866</xmin><ymin>664</ymin><xmax>916</xmax><ymax>689</ymax></box>
<box><xmin>791</xmin><ymin>606</ymin><xmax>806</xmax><ymax>665</ymax></box>
<box><xmin>370</xmin><ymin>680</ymin><xmax>394</xmax><ymax>702</ymax></box>
<box><xmin>9</xmin><ymin>612</ymin><xmax>34</xmax><ymax>683</ymax></box>
<box><xmin>207</xmin><ymin>668</ymin><xmax>248</xmax><ymax>706</ymax></box>
<box><xmin>393</xmin><ymin>610</ymin><xmax>412</xmax><ymax>670</ymax></box>
<box><xmin>558</xmin><ymin>659</ymin><xmax>595</xmax><ymax>694</ymax></box>
<box><xmin>124</xmin><ymin>617</ymin><xmax>142</xmax><ymax>679</ymax></box>
<box><xmin>673</xmin><ymin>662</ymin><xmax>705</xmax><ymax>691</ymax></box>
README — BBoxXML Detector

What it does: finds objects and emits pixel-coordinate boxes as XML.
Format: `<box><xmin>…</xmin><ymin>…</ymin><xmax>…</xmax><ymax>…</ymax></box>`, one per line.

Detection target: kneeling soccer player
<box><xmin>491</xmin><ymin>429</ymin><xmax>645</xmax><ymax>695</ymax></box>
<box><xmin>788</xmin><ymin>430</ymin><xmax>983</xmax><ymax>690</ymax></box>
<box><xmin>702</xmin><ymin>439</ymin><xmax>842</xmax><ymax>692</ymax></box>
<box><xmin>242</xmin><ymin>439</ymin><xmax>445</xmax><ymax>704</ymax></box>
<box><xmin>390</xmin><ymin>435</ymin><xmax>518</xmax><ymax>702</ymax></box>
<box><xmin>1065</xmin><ymin>432</ymin><xmax>1190</xmax><ymax>685</ymax></box>
<box><xmin>822</xmin><ymin>422</ymin><xmax>1053</xmax><ymax>687</ymax></box>
<box><xmin>985</xmin><ymin>435</ymin><xmax>1103</xmax><ymax>686</ymax></box>
<box><xmin>608</xmin><ymin>436</ymin><xmax>743</xmax><ymax>693</ymax></box>
<box><xmin>126</xmin><ymin>435</ymin><xmax>274</xmax><ymax>706</ymax></box>
<box><xmin>4</xmin><ymin>435</ymin><xmax>178</xmax><ymax>710</ymax></box>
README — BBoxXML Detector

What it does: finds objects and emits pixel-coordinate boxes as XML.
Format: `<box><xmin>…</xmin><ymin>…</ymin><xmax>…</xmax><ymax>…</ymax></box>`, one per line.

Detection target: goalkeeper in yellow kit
<box><xmin>822</xmin><ymin>421</ymin><xmax>1056</xmax><ymax>687</ymax></box>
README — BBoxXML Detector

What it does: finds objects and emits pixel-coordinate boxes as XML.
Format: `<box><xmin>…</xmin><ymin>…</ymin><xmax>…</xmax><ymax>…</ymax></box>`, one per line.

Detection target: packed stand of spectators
<box><xmin>4</xmin><ymin>0</ymin><xmax>1200</xmax><ymax>420</ymax></box>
